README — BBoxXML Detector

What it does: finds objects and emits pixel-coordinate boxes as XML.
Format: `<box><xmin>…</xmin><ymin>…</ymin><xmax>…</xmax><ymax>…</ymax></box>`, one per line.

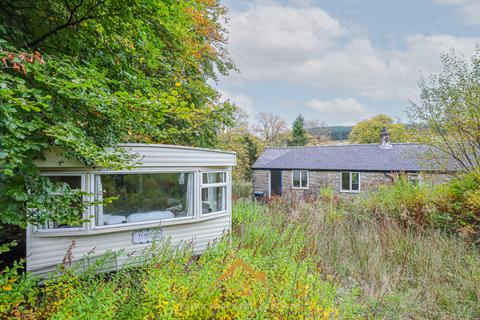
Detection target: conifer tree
<box><xmin>288</xmin><ymin>115</ymin><xmax>309</xmax><ymax>146</ymax></box>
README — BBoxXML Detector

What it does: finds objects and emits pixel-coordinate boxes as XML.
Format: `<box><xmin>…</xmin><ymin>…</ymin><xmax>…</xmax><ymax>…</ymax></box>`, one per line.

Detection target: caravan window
<box><xmin>36</xmin><ymin>174</ymin><xmax>84</xmax><ymax>231</ymax></box>
<box><xmin>201</xmin><ymin>172</ymin><xmax>228</xmax><ymax>215</ymax></box>
<box><xmin>94</xmin><ymin>172</ymin><xmax>195</xmax><ymax>226</ymax></box>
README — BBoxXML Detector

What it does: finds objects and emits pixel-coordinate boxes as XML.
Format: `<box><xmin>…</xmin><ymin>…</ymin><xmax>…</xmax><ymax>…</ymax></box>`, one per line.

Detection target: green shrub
<box><xmin>0</xmin><ymin>260</ymin><xmax>38</xmax><ymax>317</ymax></box>
<box><xmin>359</xmin><ymin>177</ymin><xmax>436</xmax><ymax>227</ymax></box>
<box><xmin>433</xmin><ymin>170</ymin><xmax>480</xmax><ymax>241</ymax></box>
<box><xmin>232</xmin><ymin>180</ymin><xmax>252</xmax><ymax>200</ymax></box>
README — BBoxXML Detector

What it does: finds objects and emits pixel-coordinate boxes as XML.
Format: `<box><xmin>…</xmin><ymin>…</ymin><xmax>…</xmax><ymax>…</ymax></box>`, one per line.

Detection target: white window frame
<box><xmin>91</xmin><ymin>169</ymin><xmax>197</xmax><ymax>230</ymax></box>
<box><xmin>292</xmin><ymin>170</ymin><xmax>309</xmax><ymax>189</ymax></box>
<box><xmin>406</xmin><ymin>172</ymin><xmax>421</xmax><ymax>185</ymax></box>
<box><xmin>200</xmin><ymin>170</ymin><xmax>229</xmax><ymax>217</ymax></box>
<box><xmin>34</xmin><ymin>172</ymin><xmax>87</xmax><ymax>233</ymax></box>
<box><xmin>340</xmin><ymin>172</ymin><xmax>361</xmax><ymax>193</ymax></box>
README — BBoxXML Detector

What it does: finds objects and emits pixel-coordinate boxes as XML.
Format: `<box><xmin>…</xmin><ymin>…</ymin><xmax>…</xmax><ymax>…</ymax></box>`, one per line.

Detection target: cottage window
<box><xmin>94</xmin><ymin>172</ymin><xmax>195</xmax><ymax>226</ymax></box>
<box><xmin>341</xmin><ymin>172</ymin><xmax>360</xmax><ymax>192</ymax></box>
<box><xmin>36</xmin><ymin>174</ymin><xmax>84</xmax><ymax>230</ymax></box>
<box><xmin>292</xmin><ymin>170</ymin><xmax>308</xmax><ymax>189</ymax></box>
<box><xmin>406</xmin><ymin>173</ymin><xmax>420</xmax><ymax>186</ymax></box>
<box><xmin>201</xmin><ymin>172</ymin><xmax>227</xmax><ymax>215</ymax></box>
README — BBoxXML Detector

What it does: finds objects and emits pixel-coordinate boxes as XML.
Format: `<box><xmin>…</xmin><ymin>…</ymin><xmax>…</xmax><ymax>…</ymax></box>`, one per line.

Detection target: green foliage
<box><xmin>288</xmin><ymin>115</ymin><xmax>308</xmax><ymax>146</ymax></box>
<box><xmin>408</xmin><ymin>47</ymin><xmax>480</xmax><ymax>172</ymax></box>
<box><xmin>348</xmin><ymin>114</ymin><xmax>412</xmax><ymax>144</ymax></box>
<box><xmin>360</xmin><ymin>176</ymin><xmax>437</xmax><ymax>227</ymax></box>
<box><xmin>327</xmin><ymin>126</ymin><xmax>352</xmax><ymax>141</ymax></box>
<box><xmin>216</xmin><ymin>107</ymin><xmax>260</xmax><ymax>181</ymax></box>
<box><xmin>0</xmin><ymin>0</ymin><xmax>235</xmax><ymax>229</ymax></box>
<box><xmin>232</xmin><ymin>180</ymin><xmax>252</xmax><ymax>199</ymax></box>
<box><xmin>359</xmin><ymin>172</ymin><xmax>480</xmax><ymax>241</ymax></box>
<box><xmin>217</xmin><ymin>117</ymin><xmax>262</xmax><ymax>181</ymax></box>
<box><xmin>1</xmin><ymin>201</ymin><xmax>364</xmax><ymax>319</ymax></box>
<box><xmin>2</xmin><ymin>199</ymin><xmax>480</xmax><ymax>318</ymax></box>
<box><xmin>434</xmin><ymin>170</ymin><xmax>480</xmax><ymax>239</ymax></box>
<box><xmin>0</xmin><ymin>260</ymin><xmax>38</xmax><ymax>316</ymax></box>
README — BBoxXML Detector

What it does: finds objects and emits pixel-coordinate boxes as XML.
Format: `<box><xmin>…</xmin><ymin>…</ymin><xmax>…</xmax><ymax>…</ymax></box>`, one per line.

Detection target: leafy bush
<box><xmin>359</xmin><ymin>177</ymin><xmax>437</xmax><ymax>227</ymax></box>
<box><xmin>232</xmin><ymin>180</ymin><xmax>252</xmax><ymax>200</ymax></box>
<box><xmin>433</xmin><ymin>170</ymin><xmax>480</xmax><ymax>240</ymax></box>
<box><xmin>0</xmin><ymin>260</ymin><xmax>38</xmax><ymax>317</ymax></box>
<box><xmin>358</xmin><ymin>173</ymin><xmax>480</xmax><ymax>242</ymax></box>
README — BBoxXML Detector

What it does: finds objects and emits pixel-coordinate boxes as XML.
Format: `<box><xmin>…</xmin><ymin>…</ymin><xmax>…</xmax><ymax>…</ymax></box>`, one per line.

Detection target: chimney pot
<box><xmin>380</xmin><ymin>127</ymin><xmax>392</xmax><ymax>149</ymax></box>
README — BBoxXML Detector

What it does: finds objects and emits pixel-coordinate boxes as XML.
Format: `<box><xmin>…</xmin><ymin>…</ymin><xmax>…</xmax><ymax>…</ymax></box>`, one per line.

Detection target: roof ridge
<box><xmin>264</xmin><ymin>143</ymin><xmax>424</xmax><ymax>149</ymax></box>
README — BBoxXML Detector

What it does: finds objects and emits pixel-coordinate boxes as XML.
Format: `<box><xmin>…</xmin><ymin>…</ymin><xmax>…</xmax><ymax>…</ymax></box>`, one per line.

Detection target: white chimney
<box><xmin>379</xmin><ymin>127</ymin><xmax>392</xmax><ymax>149</ymax></box>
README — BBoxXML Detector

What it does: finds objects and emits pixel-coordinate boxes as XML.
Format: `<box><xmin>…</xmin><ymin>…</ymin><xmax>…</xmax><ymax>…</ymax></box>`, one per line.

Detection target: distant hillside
<box><xmin>327</xmin><ymin>126</ymin><xmax>352</xmax><ymax>140</ymax></box>
<box><xmin>309</xmin><ymin>126</ymin><xmax>352</xmax><ymax>141</ymax></box>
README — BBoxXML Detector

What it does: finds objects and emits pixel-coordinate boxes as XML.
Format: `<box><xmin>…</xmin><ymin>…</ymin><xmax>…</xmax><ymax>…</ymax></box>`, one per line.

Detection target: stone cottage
<box><xmin>252</xmin><ymin>129</ymin><xmax>454</xmax><ymax>197</ymax></box>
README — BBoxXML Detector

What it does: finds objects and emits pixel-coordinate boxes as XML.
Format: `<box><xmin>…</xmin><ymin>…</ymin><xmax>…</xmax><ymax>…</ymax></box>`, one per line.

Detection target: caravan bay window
<box><xmin>34</xmin><ymin>169</ymin><xmax>229</xmax><ymax>230</ymax></box>
<box><xmin>94</xmin><ymin>172</ymin><xmax>195</xmax><ymax>226</ymax></box>
<box><xmin>29</xmin><ymin>144</ymin><xmax>236</xmax><ymax>277</ymax></box>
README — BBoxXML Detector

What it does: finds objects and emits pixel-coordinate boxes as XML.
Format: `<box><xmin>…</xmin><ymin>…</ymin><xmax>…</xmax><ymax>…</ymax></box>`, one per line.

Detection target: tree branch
<box><xmin>26</xmin><ymin>0</ymin><xmax>105</xmax><ymax>49</ymax></box>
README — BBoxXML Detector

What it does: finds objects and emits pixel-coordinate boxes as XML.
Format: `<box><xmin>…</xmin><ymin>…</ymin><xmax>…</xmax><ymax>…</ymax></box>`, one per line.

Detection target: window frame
<box><xmin>340</xmin><ymin>172</ymin><xmax>361</xmax><ymax>193</ymax></box>
<box><xmin>404</xmin><ymin>172</ymin><xmax>421</xmax><ymax>186</ymax></box>
<box><xmin>34</xmin><ymin>172</ymin><xmax>87</xmax><ymax>233</ymax></box>
<box><xmin>200</xmin><ymin>170</ymin><xmax>229</xmax><ymax>217</ymax></box>
<box><xmin>91</xmin><ymin>169</ymin><xmax>197</xmax><ymax>230</ymax></box>
<box><xmin>292</xmin><ymin>170</ymin><xmax>309</xmax><ymax>189</ymax></box>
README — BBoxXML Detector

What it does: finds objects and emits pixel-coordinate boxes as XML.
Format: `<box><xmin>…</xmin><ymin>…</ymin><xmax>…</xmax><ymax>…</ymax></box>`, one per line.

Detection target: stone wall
<box><xmin>252</xmin><ymin>169</ymin><xmax>453</xmax><ymax>198</ymax></box>
<box><xmin>252</xmin><ymin>169</ymin><xmax>270</xmax><ymax>196</ymax></box>
<box><xmin>280</xmin><ymin>170</ymin><xmax>388</xmax><ymax>197</ymax></box>
<box><xmin>420</xmin><ymin>172</ymin><xmax>453</xmax><ymax>185</ymax></box>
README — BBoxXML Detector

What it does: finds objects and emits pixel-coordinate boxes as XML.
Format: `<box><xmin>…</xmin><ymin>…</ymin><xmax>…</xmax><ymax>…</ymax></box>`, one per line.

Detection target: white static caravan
<box><xmin>28</xmin><ymin>144</ymin><xmax>236</xmax><ymax>277</ymax></box>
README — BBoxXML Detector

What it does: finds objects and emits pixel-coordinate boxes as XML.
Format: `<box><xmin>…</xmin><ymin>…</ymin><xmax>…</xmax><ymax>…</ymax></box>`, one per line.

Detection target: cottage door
<box><xmin>270</xmin><ymin>170</ymin><xmax>282</xmax><ymax>196</ymax></box>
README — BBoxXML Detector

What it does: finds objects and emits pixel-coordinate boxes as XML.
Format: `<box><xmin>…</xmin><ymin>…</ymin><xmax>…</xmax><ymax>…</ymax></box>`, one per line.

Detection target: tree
<box><xmin>0</xmin><ymin>0</ymin><xmax>235</xmax><ymax>230</ymax></box>
<box><xmin>217</xmin><ymin>107</ymin><xmax>260</xmax><ymax>181</ymax></box>
<box><xmin>305</xmin><ymin>119</ymin><xmax>331</xmax><ymax>145</ymax></box>
<box><xmin>348</xmin><ymin>114</ymin><xmax>412</xmax><ymax>144</ymax></box>
<box><xmin>408</xmin><ymin>47</ymin><xmax>480</xmax><ymax>172</ymax></box>
<box><xmin>288</xmin><ymin>115</ymin><xmax>308</xmax><ymax>146</ymax></box>
<box><xmin>223</xmin><ymin>107</ymin><xmax>249</xmax><ymax>134</ymax></box>
<box><xmin>252</xmin><ymin>112</ymin><xmax>288</xmax><ymax>146</ymax></box>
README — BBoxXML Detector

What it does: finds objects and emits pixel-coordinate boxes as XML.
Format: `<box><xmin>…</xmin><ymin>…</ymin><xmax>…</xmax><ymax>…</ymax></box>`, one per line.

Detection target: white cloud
<box><xmin>227</xmin><ymin>4</ymin><xmax>349</xmax><ymax>82</ymax></box>
<box><xmin>434</xmin><ymin>0</ymin><xmax>480</xmax><ymax>25</ymax></box>
<box><xmin>306</xmin><ymin>97</ymin><xmax>372</xmax><ymax>124</ymax></box>
<box><xmin>219</xmin><ymin>89</ymin><xmax>254</xmax><ymax>114</ymax></box>
<box><xmin>224</xmin><ymin>4</ymin><xmax>480</xmax><ymax>100</ymax></box>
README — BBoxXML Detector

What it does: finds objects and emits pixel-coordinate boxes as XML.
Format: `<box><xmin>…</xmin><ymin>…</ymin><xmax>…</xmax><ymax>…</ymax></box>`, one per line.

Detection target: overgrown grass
<box><xmin>290</xmin><ymin>197</ymin><xmax>480</xmax><ymax>318</ymax></box>
<box><xmin>1</xmin><ymin>197</ymin><xmax>479</xmax><ymax>319</ymax></box>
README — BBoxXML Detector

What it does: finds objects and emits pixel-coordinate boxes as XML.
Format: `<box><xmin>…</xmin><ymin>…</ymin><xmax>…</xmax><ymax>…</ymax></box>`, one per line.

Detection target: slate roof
<box><xmin>253</xmin><ymin>144</ymin><xmax>454</xmax><ymax>172</ymax></box>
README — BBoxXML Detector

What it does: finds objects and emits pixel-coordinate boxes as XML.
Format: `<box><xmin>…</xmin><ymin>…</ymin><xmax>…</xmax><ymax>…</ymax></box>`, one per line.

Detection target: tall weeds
<box><xmin>1</xmin><ymin>197</ymin><xmax>479</xmax><ymax>319</ymax></box>
<box><xmin>262</xmin><ymin>195</ymin><xmax>480</xmax><ymax>319</ymax></box>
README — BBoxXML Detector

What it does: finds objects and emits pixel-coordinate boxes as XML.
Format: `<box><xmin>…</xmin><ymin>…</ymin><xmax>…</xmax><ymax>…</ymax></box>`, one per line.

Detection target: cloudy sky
<box><xmin>217</xmin><ymin>0</ymin><xmax>480</xmax><ymax>126</ymax></box>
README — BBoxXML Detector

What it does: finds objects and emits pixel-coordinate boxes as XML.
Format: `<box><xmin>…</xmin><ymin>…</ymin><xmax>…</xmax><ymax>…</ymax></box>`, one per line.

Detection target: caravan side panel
<box><xmin>27</xmin><ymin>214</ymin><xmax>230</xmax><ymax>277</ymax></box>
